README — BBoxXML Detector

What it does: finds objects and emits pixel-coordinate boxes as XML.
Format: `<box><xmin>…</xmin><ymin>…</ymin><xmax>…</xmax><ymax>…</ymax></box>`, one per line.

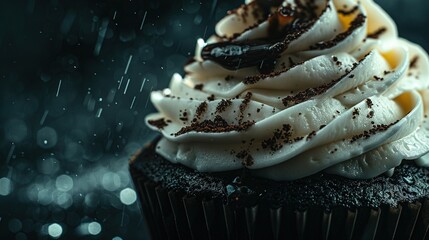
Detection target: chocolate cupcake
<box><xmin>130</xmin><ymin>0</ymin><xmax>429</xmax><ymax>239</ymax></box>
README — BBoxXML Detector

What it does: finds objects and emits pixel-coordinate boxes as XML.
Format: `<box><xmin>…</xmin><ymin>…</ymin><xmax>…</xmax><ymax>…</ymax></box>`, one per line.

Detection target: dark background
<box><xmin>0</xmin><ymin>0</ymin><xmax>427</xmax><ymax>239</ymax></box>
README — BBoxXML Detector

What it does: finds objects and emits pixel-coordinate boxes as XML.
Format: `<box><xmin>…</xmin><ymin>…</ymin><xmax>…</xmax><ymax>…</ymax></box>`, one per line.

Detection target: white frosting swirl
<box><xmin>146</xmin><ymin>0</ymin><xmax>429</xmax><ymax>180</ymax></box>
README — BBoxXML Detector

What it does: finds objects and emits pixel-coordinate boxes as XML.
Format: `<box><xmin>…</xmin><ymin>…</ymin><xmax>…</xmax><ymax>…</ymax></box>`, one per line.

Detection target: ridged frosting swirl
<box><xmin>146</xmin><ymin>0</ymin><xmax>429</xmax><ymax>180</ymax></box>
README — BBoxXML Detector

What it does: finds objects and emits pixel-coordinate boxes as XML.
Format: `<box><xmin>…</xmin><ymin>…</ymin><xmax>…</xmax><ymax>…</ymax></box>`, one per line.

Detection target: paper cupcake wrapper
<box><xmin>130</xmin><ymin>169</ymin><xmax>429</xmax><ymax>240</ymax></box>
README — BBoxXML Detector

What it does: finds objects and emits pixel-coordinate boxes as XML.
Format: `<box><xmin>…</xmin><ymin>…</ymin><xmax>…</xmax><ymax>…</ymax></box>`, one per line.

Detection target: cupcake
<box><xmin>130</xmin><ymin>0</ymin><xmax>429</xmax><ymax>239</ymax></box>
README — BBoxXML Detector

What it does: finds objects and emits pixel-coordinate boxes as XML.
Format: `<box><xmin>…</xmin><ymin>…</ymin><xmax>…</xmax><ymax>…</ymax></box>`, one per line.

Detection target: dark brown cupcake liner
<box><xmin>130</xmin><ymin>169</ymin><xmax>429</xmax><ymax>240</ymax></box>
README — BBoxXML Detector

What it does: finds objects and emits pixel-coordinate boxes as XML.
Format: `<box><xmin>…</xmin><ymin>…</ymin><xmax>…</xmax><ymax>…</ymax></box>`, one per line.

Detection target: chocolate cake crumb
<box><xmin>194</xmin><ymin>84</ymin><xmax>204</xmax><ymax>90</ymax></box>
<box><xmin>216</xmin><ymin>99</ymin><xmax>233</xmax><ymax>113</ymax></box>
<box><xmin>350</xmin><ymin>120</ymin><xmax>399</xmax><ymax>143</ymax></box>
<box><xmin>174</xmin><ymin>115</ymin><xmax>255</xmax><ymax>136</ymax></box>
<box><xmin>367</xmin><ymin>27</ymin><xmax>387</xmax><ymax>39</ymax></box>
<box><xmin>282</xmin><ymin>54</ymin><xmax>369</xmax><ymax>107</ymax></box>
<box><xmin>236</xmin><ymin>151</ymin><xmax>254</xmax><ymax>167</ymax></box>
<box><xmin>225</xmin><ymin>75</ymin><xmax>234</xmax><ymax>81</ymax></box>
<box><xmin>306</xmin><ymin>131</ymin><xmax>316</xmax><ymax>141</ymax></box>
<box><xmin>194</xmin><ymin>102</ymin><xmax>208</xmax><ymax>120</ymax></box>
<box><xmin>410</xmin><ymin>56</ymin><xmax>419</xmax><ymax>69</ymax></box>
<box><xmin>366</xmin><ymin>99</ymin><xmax>373</xmax><ymax>108</ymax></box>
<box><xmin>148</xmin><ymin>118</ymin><xmax>169</xmax><ymax>129</ymax></box>
<box><xmin>261</xmin><ymin>124</ymin><xmax>293</xmax><ymax>151</ymax></box>
<box><xmin>239</xmin><ymin>92</ymin><xmax>253</xmax><ymax>122</ymax></box>
<box><xmin>374</xmin><ymin>75</ymin><xmax>383</xmax><ymax>81</ymax></box>
<box><xmin>349</xmin><ymin>74</ymin><xmax>354</xmax><ymax>78</ymax></box>
<box><xmin>310</xmin><ymin>14</ymin><xmax>366</xmax><ymax>50</ymax></box>
<box><xmin>207</xmin><ymin>95</ymin><xmax>215</xmax><ymax>101</ymax></box>
<box><xmin>367</xmin><ymin>110</ymin><xmax>374</xmax><ymax>119</ymax></box>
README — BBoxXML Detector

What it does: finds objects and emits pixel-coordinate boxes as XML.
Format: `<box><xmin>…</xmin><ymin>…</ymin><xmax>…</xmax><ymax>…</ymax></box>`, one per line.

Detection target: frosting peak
<box><xmin>146</xmin><ymin>0</ymin><xmax>429</xmax><ymax>180</ymax></box>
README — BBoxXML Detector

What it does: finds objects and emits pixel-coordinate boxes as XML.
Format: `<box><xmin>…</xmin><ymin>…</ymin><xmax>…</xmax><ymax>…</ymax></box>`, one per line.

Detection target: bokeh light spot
<box><xmin>4</xmin><ymin>119</ymin><xmax>28</xmax><ymax>143</ymax></box>
<box><xmin>0</xmin><ymin>177</ymin><xmax>13</xmax><ymax>196</ymax></box>
<box><xmin>48</xmin><ymin>223</ymin><xmax>62</xmax><ymax>238</ymax></box>
<box><xmin>88</xmin><ymin>222</ymin><xmax>102</xmax><ymax>235</ymax></box>
<box><xmin>56</xmin><ymin>175</ymin><xmax>74</xmax><ymax>192</ymax></box>
<box><xmin>119</xmin><ymin>188</ymin><xmax>136</xmax><ymax>205</ymax></box>
<box><xmin>36</xmin><ymin>127</ymin><xmax>58</xmax><ymax>149</ymax></box>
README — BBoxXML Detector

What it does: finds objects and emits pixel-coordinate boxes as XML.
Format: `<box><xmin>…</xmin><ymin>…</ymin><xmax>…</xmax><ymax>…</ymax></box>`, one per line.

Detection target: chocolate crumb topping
<box><xmin>236</xmin><ymin>150</ymin><xmax>255</xmax><ymax>167</ymax></box>
<box><xmin>374</xmin><ymin>75</ymin><xmax>383</xmax><ymax>81</ymax></box>
<box><xmin>148</xmin><ymin>118</ymin><xmax>169</xmax><ymax>130</ymax></box>
<box><xmin>239</xmin><ymin>92</ymin><xmax>253</xmax><ymax>122</ymax></box>
<box><xmin>261</xmin><ymin>124</ymin><xmax>293</xmax><ymax>151</ymax></box>
<box><xmin>194</xmin><ymin>102</ymin><xmax>208</xmax><ymax>121</ymax></box>
<box><xmin>367</xmin><ymin>27</ymin><xmax>387</xmax><ymax>39</ymax></box>
<box><xmin>207</xmin><ymin>95</ymin><xmax>215</xmax><ymax>101</ymax></box>
<box><xmin>306</xmin><ymin>131</ymin><xmax>316</xmax><ymax>141</ymax></box>
<box><xmin>310</xmin><ymin>14</ymin><xmax>366</xmax><ymax>50</ymax></box>
<box><xmin>174</xmin><ymin>115</ymin><xmax>255</xmax><ymax>136</ymax></box>
<box><xmin>366</xmin><ymin>99</ymin><xmax>373</xmax><ymax>108</ymax></box>
<box><xmin>194</xmin><ymin>84</ymin><xmax>204</xmax><ymax>90</ymax></box>
<box><xmin>216</xmin><ymin>99</ymin><xmax>233</xmax><ymax>113</ymax></box>
<box><xmin>350</xmin><ymin>120</ymin><xmax>399</xmax><ymax>143</ymax></box>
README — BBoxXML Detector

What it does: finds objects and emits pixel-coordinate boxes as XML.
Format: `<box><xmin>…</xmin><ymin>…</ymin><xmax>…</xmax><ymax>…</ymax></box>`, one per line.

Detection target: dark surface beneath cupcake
<box><xmin>130</xmin><ymin>138</ymin><xmax>429</xmax><ymax>210</ymax></box>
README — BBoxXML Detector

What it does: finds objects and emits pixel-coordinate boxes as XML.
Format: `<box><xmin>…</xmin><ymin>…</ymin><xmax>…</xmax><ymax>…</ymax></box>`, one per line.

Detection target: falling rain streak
<box><xmin>96</xmin><ymin>108</ymin><xmax>103</xmax><ymax>118</ymax></box>
<box><xmin>118</xmin><ymin>76</ymin><xmax>124</xmax><ymax>90</ymax></box>
<box><xmin>40</xmin><ymin>110</ymin><xmax>49</xmax><ymax>125</ymax></box>
<box><xmin>140</xmin><ymin>78</ymin><xmax>147</xmax><ymax>92</ymax></box>
<box><xmin>130</xmin><ymin>96</ymin><xmax>136</xmax><ymax>109</ymax></box>
<box><xmin>6</xmin><ymin>143</ymin><xmax>15</xmax><ymax>165</ymax></box>
<box><xmin>56</xmin><ymin>80</ymin><xmax>62</xmax><ymax>97</ymax></box>
<box><xmin>123</xmin><ymin>78</ymin><xmax>131</xmax><ymax>94</ymax></box>
<box><xmin>124</xmin><ymin>55</ymin><xmax>133</xmax><ymax>75</ymax></box>
<box><xmin>94</xmin><ymin>19</ymin><xmax>109</xmax><ymax>56</ymax></box>
<box><xmin>140</xmin><ymin>11</ymin><xmax>148</xmax><ymax>30</ymax></box>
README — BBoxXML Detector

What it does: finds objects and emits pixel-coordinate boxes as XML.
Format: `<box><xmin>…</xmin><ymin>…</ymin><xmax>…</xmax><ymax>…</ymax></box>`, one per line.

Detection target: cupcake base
<box><xmin>129</xmin><ymin>139</ymin><xmax>429</xmax><ymax>239</ymax></box>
